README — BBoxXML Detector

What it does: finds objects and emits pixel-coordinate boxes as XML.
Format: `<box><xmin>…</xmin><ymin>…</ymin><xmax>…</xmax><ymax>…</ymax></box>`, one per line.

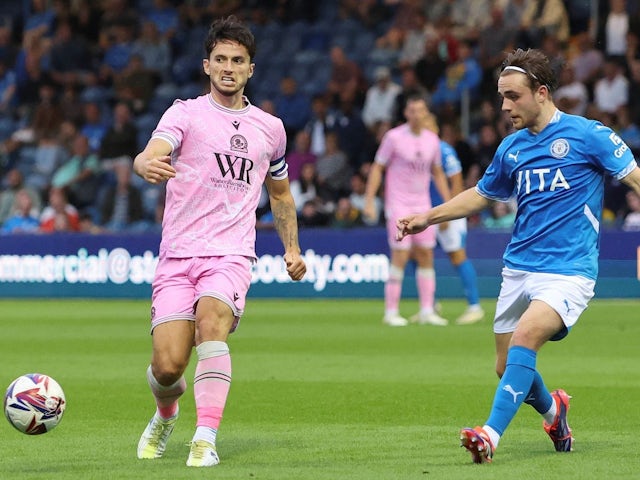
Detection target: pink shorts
<box><xmin>150</xmin><ymin>255</ymin><xmax>253</xmax><ymax>333</ymax></box>
<box><xmin>386</xmin><ymin>213</ymin><xmax>437</xmax><ymax>250</ymax></box>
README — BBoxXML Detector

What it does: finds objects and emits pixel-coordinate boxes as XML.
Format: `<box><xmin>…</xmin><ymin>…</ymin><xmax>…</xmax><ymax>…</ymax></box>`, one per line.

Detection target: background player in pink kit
<box><xmin>133</xmin><ymin>16</ymin><xmax>306</xmax><ymax>467</ymax></box>
<box><xmin>363</xmin><ymin>96</ymin><xmax>451</xmax><ymax>327</ymax></box>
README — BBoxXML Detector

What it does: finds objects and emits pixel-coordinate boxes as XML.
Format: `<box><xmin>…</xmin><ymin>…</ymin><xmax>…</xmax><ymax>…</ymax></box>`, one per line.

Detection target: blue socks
<box><xmin>486</xmin><ymin>346</ymin><xmax>537</xmax><ymax>435</ymax></box>
<box><xmin>523</xmin><ymin>370</ymin><xmax>554</xmax><ymax>415</ymax></box>
<box><xmin>456</xmin><ymin>260</ymin><xmax>480</xmax><ymax>306</ymax></box>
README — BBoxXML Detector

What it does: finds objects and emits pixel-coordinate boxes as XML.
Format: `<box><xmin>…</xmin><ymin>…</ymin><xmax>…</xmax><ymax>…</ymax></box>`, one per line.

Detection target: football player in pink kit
<box><xmin>133</xmin><ymin>16</ymin><xmax>306</xmax><ymax>467</ymax></box>
<box><xmin>364</xmin><ymin>95</ymin><xmax>451</xmax><ymax>326</ymax></box>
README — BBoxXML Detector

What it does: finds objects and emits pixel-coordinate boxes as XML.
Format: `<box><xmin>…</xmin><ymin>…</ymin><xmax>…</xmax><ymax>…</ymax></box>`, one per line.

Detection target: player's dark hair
<box><xmin>404</xmin><ymin>93</ymin><xmax>428</xmax><ymax>108</ymax></box>
<box><xmin>500</xmin><ymin>48</ymin><xmax>557</xmax><ymax>92</ymax></box>
<box><xmin>204</xmin><ymin>16</ymin><xmax>256</xmax><ymax>60</ymax></box>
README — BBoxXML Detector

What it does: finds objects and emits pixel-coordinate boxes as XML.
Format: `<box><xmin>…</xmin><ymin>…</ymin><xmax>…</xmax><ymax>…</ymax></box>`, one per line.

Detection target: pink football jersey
<box><xmin>375</xmin><ymin>124</ymin><xmax>441</xmax><ymax>217</ymax></box>
<box><xmin>152</xmin><ymin>94</ymin><xmax>288</xmax><ymax>259</ymax></box>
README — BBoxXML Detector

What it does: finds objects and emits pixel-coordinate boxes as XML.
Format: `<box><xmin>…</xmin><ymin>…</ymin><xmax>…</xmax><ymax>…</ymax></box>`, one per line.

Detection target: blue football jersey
<box><xmin>476</xmin><ymin>110</ymin><xmax>637</xmax><ymax>279</ymax></box>
<box><xmin>430</xmin><ymin>140</ymin><xmax>463</xmax><ymax>206</ymax></box>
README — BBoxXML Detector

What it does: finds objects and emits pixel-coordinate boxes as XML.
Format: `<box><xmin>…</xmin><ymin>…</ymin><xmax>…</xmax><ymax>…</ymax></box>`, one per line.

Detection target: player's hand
<box><xmin>396</xmin><ymin>213</ymin><xmax>430</xmax><ymax>241</ymax></box>
<box><xmin>439</xmin><ymin>221</ymin><xmax>449</xmax><ymax>232</ymax></box>
<box><xmin>362</xmin><ymin>198</ymin><xmax>376</xmax><ymax>222</ymax></box>
<box><xmin>138</xmin><ymin>156</ymin><xmax>176</xmax><ymax>184</ymax></box>
<box><xmin>284</xmin><ymin>251</ymin><xmax>306</xmax><ymax>281</ymax></box>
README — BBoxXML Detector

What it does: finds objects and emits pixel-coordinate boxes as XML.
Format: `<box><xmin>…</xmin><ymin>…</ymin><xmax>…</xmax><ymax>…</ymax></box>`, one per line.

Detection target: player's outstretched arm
<box><xmin>621</xmin><ymin>165</ymin><xmax>640</xmax><ymax>196</ymax></box>
<box><xmin>431</xmin><ymin>163</ymin><xmax>451</xmax><ymax>202</ymax></box>
<box><xmin>265</xmin><ymin>176</ymin><xmax>306</xmax><ymax>281</ymax></box>
<box><xmin>363</xmin><ymin>162</ymin><xmax>384</xmax><ymax>222</ymax></box>
<box><xmin>396</xmin><ymin>187</ymin><xmax>490</xmax><ymax>240</ymax></box>
<box><xmin>133</xmin><ymin>138</ymin><xmax>176</xmax><ymax>184</ymax></box>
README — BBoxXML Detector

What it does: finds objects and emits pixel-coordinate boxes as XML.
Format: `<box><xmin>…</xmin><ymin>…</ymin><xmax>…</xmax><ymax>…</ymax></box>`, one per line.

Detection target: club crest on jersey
<box><xmin>230</xmin><ymin>134</ymin><xmax>248</xmax><ymax>153</ymax></box>
<box><xmin>550</xmin><ymin>138</ymin><xmax>570</xmax><ymax>158</ymax></box>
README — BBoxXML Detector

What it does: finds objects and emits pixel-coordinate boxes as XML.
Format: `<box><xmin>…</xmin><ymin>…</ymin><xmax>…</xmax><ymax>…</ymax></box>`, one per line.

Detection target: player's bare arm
<box><xmin>431</xmin><ymin>163</ymin><xmax>451</xmax><ymax>203</ymax></box>
<box><xmin>621</xmin><ymin>165</ymin><xmax>640</xmax><ymax>195</ymax></box>
<box><xmin>397</xmin><ymin>187</ymin><xmax>491</xmax><ymax>240</ymax></box>
<box><xmin>133</xmin><ymin>138</ymin><xmax>176</xmax><ymax>184</ymax></box>
<box><xmin>431</xmin><ymin>163</ymin><xmax>452</xmax><ymax>232</ymax></box>
<box><xmin>363</xmin><ymin>162</ymin><xmax>384</xmax><ymax>221</ymax></box>
<box><xmin>265</xmin><ymin>175</ymin><xmax>306</xmax><ymax>281</ymax></box>
<box><xmin>448</xmin><ymin>171</ymin><xmax>465</xmax><ymax>197</ymax></box>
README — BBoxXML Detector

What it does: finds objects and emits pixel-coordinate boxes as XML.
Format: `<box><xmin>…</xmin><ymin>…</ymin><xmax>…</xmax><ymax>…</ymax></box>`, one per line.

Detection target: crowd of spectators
<box><xmin>1</xmin><ymin>0</ymin><xmax>639</xmax><ymax>235</ymax></box>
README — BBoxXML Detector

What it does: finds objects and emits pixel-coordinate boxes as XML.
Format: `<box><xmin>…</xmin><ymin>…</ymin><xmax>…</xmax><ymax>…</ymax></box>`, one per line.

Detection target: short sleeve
<box><xmin>476</xmin><ymin>142</ymin><xmax>515</xmax><ymax>201</ymax></box>
<box><xmin>585</xmin><ymin>122</ymin><xmax>637</xmax><ymax>180</ymax></box>
<box><xmin>151</xmin><ymin>99</ymin><xmax>189</xmax><ymax>151</ymax></box>
<box><xmin>374</xmin><ymin>130</ymin><xmax>395</xmax><ymax>166</ymax></box>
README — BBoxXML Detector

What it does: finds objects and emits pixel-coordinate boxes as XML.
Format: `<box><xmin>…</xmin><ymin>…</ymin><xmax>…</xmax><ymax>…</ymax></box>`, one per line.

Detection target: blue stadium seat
<box><xmin>259</xmin><ymin>22</ymin><xmax>285</xmax><ymax>42</ymax></box>
<box><xmin>331</xmin><ymin>34</ymin><xmax>352</xmax><ymax>52</ymax></box>
<box><xmin>317</xmin><ymin>2</ymin><xmax>338</xmax><ymax>22</ymax></box>
<box><xmin>80</xmin><ymin>86</ymin><xmax>112</xmax><ymax>105</ymax></box>
<box><xmin>293</xmin><ymin>49</ymin><xmax>326</xmax><ymax>67</ymax></box>
<box><xmin>180</xmin><ymin>82</ymin><xmax>205</xmax><ymax>100</ymax></box>
<box><xmin>135</xmin><ymin>112</ymin><xmax>161</xmax><ymax>150</ymax></box>
<box><xmin>301</xmin><ymin>25</ymin><xmax>330</xmax><ymax>52</ymax></box>
<box><xmin>171</xmin><ymin>54</ymin><xmax>200</xmax><ymax>86</ymax></box>
<box><xmin>351</xmin><ymin>32</ymin><xmax>376</xmax><ymax>59</ymax></box>
<box><xmin>285</xmin><ymin>20</ymin><xmax>309</xmax><ymax>37</ymax></box>
<box><xmin>0</xmin><ymin>117</ymin><xmax>16</xmax><ymax>142</ymax></box>
<box><xmin>299</xmin><ymin>76</ymin><xmax>328</xmax><ymax>97</ymax></box>
<box><xmin>288</xmin><ymin>64</ymin><xmax>310</xmax><ymax>84</ymax></box>
<box><xmin>255</xmin><ymin>36</ymin><xmax>277</xmax><ymax>59</ymax></box>
<box><xmin>279</xmin><ymin>31</ymin><xmax>303</xmax><ymax>57</ymax></box>
<box><xmin>252</xmin><ymin>65</ymin><xmax>285</xmax><ymax>100</ymax></box>
<box><xmin>366</xmin><ymin>47</ymin><xmax>400</xmax><ymax>66</ymax></box>
<box><xmin>334</xmin><ymin>18</ymin><xmax>366</xmax><ymax>37</ymax></box>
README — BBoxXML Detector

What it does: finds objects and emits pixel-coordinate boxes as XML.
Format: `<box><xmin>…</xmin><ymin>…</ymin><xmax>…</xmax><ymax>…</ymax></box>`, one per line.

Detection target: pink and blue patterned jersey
<box><xmin>152</xmin><ymin>94</ymin><xmax>288</xmax><ymax>259</ymax></box>
<box><xmin>375</xmin><ymin>124</ymin><xmax>442</xmax><ymax>217</ymax></box>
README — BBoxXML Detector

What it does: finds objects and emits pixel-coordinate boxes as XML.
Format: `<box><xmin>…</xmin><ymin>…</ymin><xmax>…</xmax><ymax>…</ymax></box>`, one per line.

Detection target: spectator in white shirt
<box><xmin>593</xmin><ymin>57</ymin><xmax>629</xmax><ymax>115</ymax></box>
<box><xmin>361</xmin><ymin>66</ymin><xmax>401</xmax><ymax>132</ymax></box>
<box><xmin>554</xmin><ymin>65</ymin><xmax>589</xmax><ymax>116</ymax></box>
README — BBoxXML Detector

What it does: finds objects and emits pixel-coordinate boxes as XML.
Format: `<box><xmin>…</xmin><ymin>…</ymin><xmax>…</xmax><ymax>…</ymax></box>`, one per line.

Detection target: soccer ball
<box><xmin>4</xmin><ymin>373</ymin><xmax>66</xmax><ymax>435</ymax></box>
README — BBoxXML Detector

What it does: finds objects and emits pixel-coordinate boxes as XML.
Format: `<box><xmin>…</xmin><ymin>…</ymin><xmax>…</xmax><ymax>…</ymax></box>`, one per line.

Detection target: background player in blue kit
<box><xmin>425</xmin><ymin>114</ymin><xmax>484</xmax><ymax>325</ymax></box>
<box><xmin>397</xmin><ymin>48</ymin><xmax>640</xmax><ymax>464</ymax></box>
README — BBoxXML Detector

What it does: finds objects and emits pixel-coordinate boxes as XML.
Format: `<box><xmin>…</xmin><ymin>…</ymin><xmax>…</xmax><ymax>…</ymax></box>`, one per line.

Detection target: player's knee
<box><xmin>195</xmin><ymin>317</ymin><xmax>234</xmax><ymax>342</ymax></box>
<box><xmin>152</xmin><ymin>358</ymin><xmax>189</xmax><ymax>385</ymax></box>
<box><xmin>448</xmin><ymin>250</ymin><xmax>466</xmax><ymax>265</ymax></box>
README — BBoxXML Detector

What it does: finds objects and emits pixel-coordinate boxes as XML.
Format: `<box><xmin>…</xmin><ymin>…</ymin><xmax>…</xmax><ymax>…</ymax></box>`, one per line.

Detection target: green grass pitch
<box><xmin>0</xmin><ymin>298</ymin><xmax>639</xmax><ymax>480</ymax></box>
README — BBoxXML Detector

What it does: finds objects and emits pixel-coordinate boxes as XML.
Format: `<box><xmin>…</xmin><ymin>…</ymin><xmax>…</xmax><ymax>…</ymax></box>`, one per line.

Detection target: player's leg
<box><xmin>408</xmin><ymin>224</ymin><xmax>446</xmax><ymax>325</ymax></box>
<box><xmin>187</xmin><ymin>255</ymin><xmax>252</xmax><ymax>467</ymax></box>
<box><xmin>436</xmin><ymin>219</ymin><xmax>483</xmax><ymax>324</ymax></box>
<box><xmin>410</xmin><ymin>245</ymin><xmax>447</xmax><ymax>325</ymax></box>
<box><xmin>486</xmin><ymin>301</ymin><xmax>563</xmax><ymax>432</ymax></box>
<box><xmin>187</xmin><ymin>296</ymin><xmax>235</xmax><ymax>467</ymax></box>
<box><xmin>463</xmin><ymin>301</ymin><xmax>563</xmax><ymax>463</ymax></box>
<box><xmin>490</xmin><ymin>334</ymin><xmax>556</xmax><ymax>433</ymax></box>
<box><xmin>528</xmin><ymin>273</ymin><xmax>594</xmax><ymax>452</ymax></box>
<box><xmin>383</xmin><ymin>214</ymin><xmax>411</xmax><ymax>326</ymax></box>
<box><xmin>447</xmin><ymin>249</ymin><xmax>484</xmax><ymax>324</ymax></box>
<box><xmin>384</xmin><ymin>248</ymin><xmax>411</xmax><ymax>326</ymax></box>
<box><xmin>138</xmin><ymin>320</ymin><xmax>194</xmax><ymax>459</ymax></box>
<box><xmin>138</xmin><ymin>257</ymin><xmax>198</xmax><ymax>460</ymax></box>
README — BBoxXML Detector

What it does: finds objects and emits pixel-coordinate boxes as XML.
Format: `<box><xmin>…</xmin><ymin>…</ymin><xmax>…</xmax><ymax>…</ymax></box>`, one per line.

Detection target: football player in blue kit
<box><xmin>426</xmin><ymin>113</ymin><xmax>484</xmax><ymax>325</ymax></box>
<box><xmin>397</xmin><ymin>48</ymin><xmax>640</xmax><ymax>463</ymax></box>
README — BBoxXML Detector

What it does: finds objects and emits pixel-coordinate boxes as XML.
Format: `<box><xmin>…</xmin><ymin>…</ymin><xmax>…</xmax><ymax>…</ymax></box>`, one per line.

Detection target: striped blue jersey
<box><xmin>430</xmin><ymin>140</ymin><xmax>462</xmax><ymax>206</ymax></box>
<box><xmin>476</xmin><ymin>110</ymin><xmax>637</xmax><ymax>279</ymax></box>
